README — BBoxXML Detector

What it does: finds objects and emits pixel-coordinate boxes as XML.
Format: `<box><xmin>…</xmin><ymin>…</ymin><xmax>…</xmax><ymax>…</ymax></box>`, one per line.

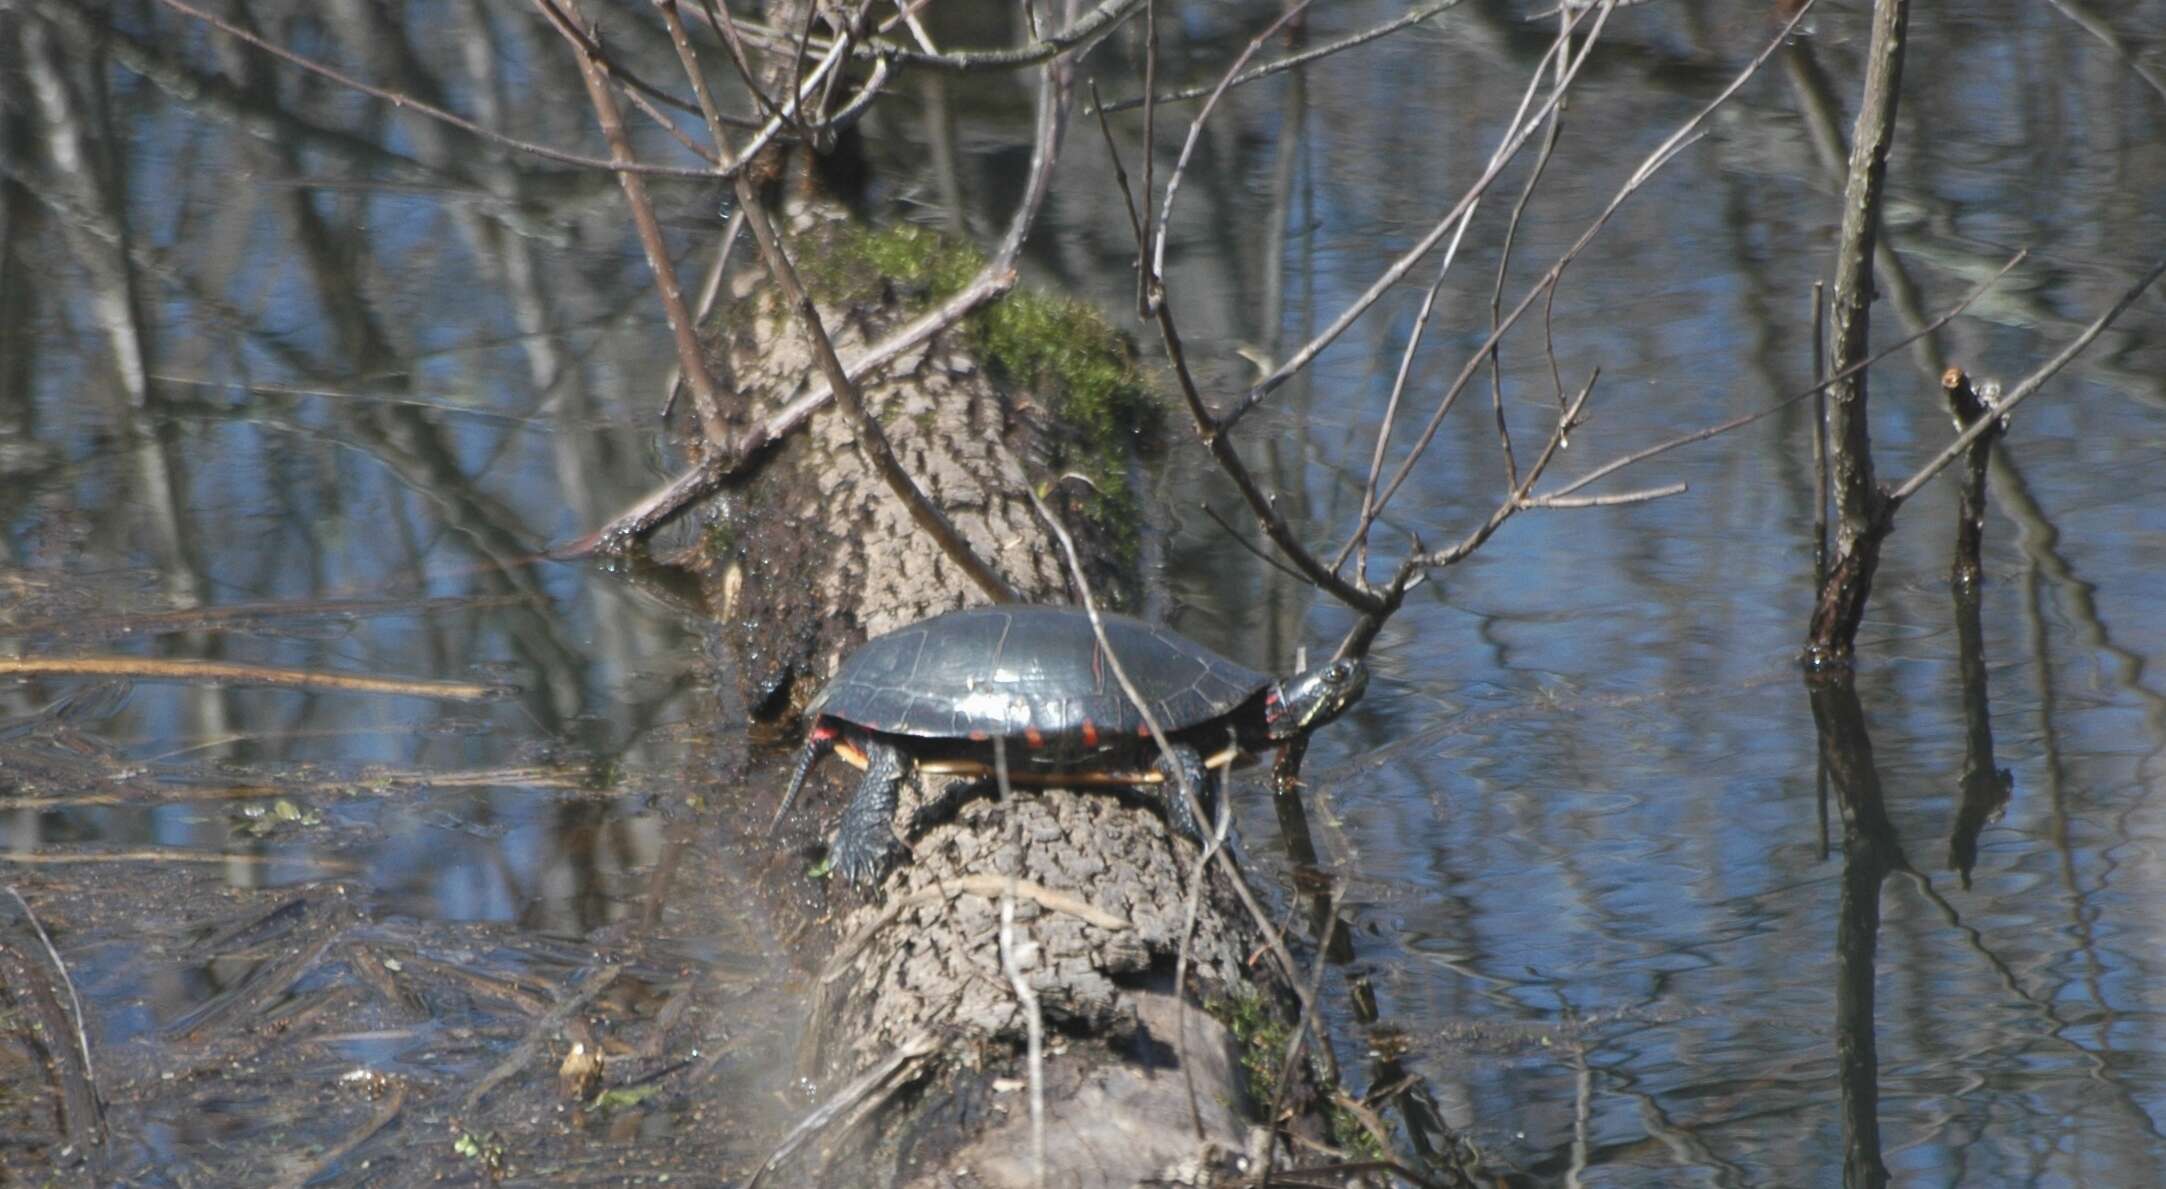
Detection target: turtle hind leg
<box><xmin>831</xmin><ymin>736</ymin><xmax>908</xmax><ymax>886</ymax></box>
<box><xmin>1151</xmin><ymin>743</ymin><xmax>1216</xmax><ymax>844</ymax></box>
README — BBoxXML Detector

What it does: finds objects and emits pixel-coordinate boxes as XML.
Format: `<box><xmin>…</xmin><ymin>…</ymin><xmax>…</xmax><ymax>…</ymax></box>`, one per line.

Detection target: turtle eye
<box><xmin>1324</xmin><ymin>662</ymin><xmax>1352</xmax><ymax>685</ymax></box>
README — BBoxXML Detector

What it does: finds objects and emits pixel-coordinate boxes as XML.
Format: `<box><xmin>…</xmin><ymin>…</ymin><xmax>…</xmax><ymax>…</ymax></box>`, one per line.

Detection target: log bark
<box><xmin>685</xmin><ymin>205</ymin><xmax>1313</xmax><ymax>1187</ymax></box>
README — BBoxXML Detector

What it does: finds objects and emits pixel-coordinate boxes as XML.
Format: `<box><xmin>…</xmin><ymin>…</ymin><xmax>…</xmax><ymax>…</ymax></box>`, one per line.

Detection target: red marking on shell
<box><xmin>1080</xmin><ymin>719</ymin><xmax>1100</xmax><ymax>748</ymax></box>
<box><xmin>1137</xmin><ymin>724</ymin><xmax>1151</xmax><ymax>738</ymax></box>
<box><xmin>968</xmin><ymin>729</ymin><xmax>990</xmax><ymax>741</ymax></box>
<box><xmin>812</xmin><ymin>722</ymin><xmax>840</xmax><ymax>743</ymax></box>
<box><xmin>1024</xmin><ymin>726</ymin><xmax>1046</xmax><ymax>749</ymax></box>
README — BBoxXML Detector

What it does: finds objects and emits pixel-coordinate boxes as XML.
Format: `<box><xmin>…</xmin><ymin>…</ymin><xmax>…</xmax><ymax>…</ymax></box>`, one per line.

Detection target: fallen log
<box><xmin>679</xmin><ymin>210</ymin><xmax>1335</xmax><ymax>1187</ymax></box>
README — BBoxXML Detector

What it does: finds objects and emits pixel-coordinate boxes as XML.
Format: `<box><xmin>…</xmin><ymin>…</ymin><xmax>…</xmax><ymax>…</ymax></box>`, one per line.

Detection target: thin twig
<box><xmin>697</xmin><ymin>0</ymin><xmax>787</xmax><ymax>127</ymax></box>
<box><xmin>745</xmin><ymin>1032</ymin><xmax>941</xmax><ymax>1189</ymax></box>
<box><xmin>460</xmin><ymin>964</ymin><xmax>623</xmax><ymax>1114</ymax></box>
<box><xmin>4</xmin><ymin>886</ymin><xmax>99</xmax><ymax>1126</ymax></box>
<box><xmin>724</xmin><ymin>146</ymin><xmax>1018</xmax><ymax>602</ymax></box>
<box><xmin>152</xmin><ymin>0</ymin><xmax>720</xmax><ymax>179</ymax></box>
<box><xmin>1338</xmin><ymin>1</ymin><xmax>1814</xmax><ymax>556</ymax></box>
<box><xmin>0</xmin><ymin>656</ymin><xmax>502</xmax><ymax>700</ymax></box>
<box><xmin>1360</xmin><ymin>13</ymin><xmax>1581</xmax><ymax>577</ymax></box>
<box><xmin>1812</xmin><ymin>280</ymin><xmax>1829</xmax><ymax>587</ymax></box>
<box><xmin>1026</xmin><ymin>488</ymin><xmax>1346</xmax><ymax>1131</ymax></box>
<box><xmin>0</xmin><ymin>850</ymin><xmax>359</xmax><ymax>871</ymax></box>
<box><xmin>1149</xmin><ymin>3</ymin><xmax>1311</xmax><ymax>304</ymax></box>
<box><xmin>1886</xmin><ymin>253</ymin><xmax>2166</xmax><ymax>506</ymax></box>
<box><xmin>276</xmin><ymin>1084</ymin><xmax>407</xmax><ymax>1189</ymax></box>
<box><xmin>1226</xmin><ymin>0</ymin><xmax>1622</xmax><ymax>431</ymax></box>
<box><xmin>1421</xmin><ymin>369</ymin><xmax>1602</xmax><ymax>568</ymax></box>
<box><xmin>1260</xmin><ymin>881</ymin><xmax>1344</xmax><ymax>1176</ymax></box>
<box><xmin>1086</xmin><ymin>80</ymin><xmax>1147</xmax><ymax>255</ymax></box>
<box><xmin>565</xmin><ymin>261</ymin><xmax>1021</xmax><ymax>556</ymax></box>
<box><xmin>574</xmin><ymin>0</ymin><xmax>1073</xmax><ymax>555</ymax></box>
<box><xmin>1541</xmin><ymin>250</ymin><xmax>2024</xmax><ymax>504</ymax></box>
<box><xmin>809</xmin><ymin>0</ymin><xmax>1144</xmax><ymax>71</ymax></box>
<box><xmin>1092</xmin><ymin>0</ymin><xmax>1465</xmax><ymax>113</ymax></box>
<box><xmin>999</xmin><ymin>879</ymin><xmax>1048</xmax><ymax>1189</ymax></box>
<box><xmin>1131</xmin><ymin>20</ymin><xmax>1384</xmax><ymax>612</ymax></box>
<box><xmin>543</xmin><ymin>0</ymin><xmax>736</xmax><ymax>448</ymax></box>
<box><xmin>1024</xmin><ymin>487</ymin><xmax>1218</xmax><ymax>1137</ymax></box>
<box><xmin>534</xmin><ymin>0</ymin><xmax>720</xmax><ymax>164</ymax></box>
<box><xmin>1524</xmin><ymin>483</ymin><xmax>1685</xmax><ymax>509</ymax></box>
<box><xmin>1199</xmin><ymin>503</ymin><xmax>1314</xmax><ymax>588</ymax></box>
<box><xmin>1139</xmin><ymin>0</ymin><xmax>1159</xmax><ymax>317</ymax></box>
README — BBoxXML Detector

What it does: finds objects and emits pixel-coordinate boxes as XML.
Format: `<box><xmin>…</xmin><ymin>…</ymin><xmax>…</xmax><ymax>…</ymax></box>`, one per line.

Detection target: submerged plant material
<box><xmin>0</xmin><ymin>648</ymin><xmax>796</xmax><ymax>1183</ymax></box>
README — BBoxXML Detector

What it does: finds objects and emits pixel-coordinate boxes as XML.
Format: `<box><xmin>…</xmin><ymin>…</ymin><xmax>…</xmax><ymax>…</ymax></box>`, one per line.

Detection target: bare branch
<box><xmin>1542</xmin><ymin>250</ymin><xmax>2024</xmax><ymax>505</ymax></box>
<box><xmin>1085</xmin><ymin>81</ymin><xmax>1147</xmax><ymax>257</ymax></box>
<box><xmin>1121</xmin><ymin>6</ymin><xmax>1382</xmax><ymax>612</ymax></box>
<box><xmin>1224</xmin><ymin>0</ymin><xmax>1622</xmax><ymax>432</ymax></box>
<box><xmin>657</xmin><ymin>0</ymin><xmax>737</xmax><ymax>157</ymax></box>
<box><xmin>1357</xmin><ymin>11</ymin><xmax>1585</xmax><ymax>578</ymax></box>
<box><xmin>697</xmin><ymin>0</ymin><xmax>789</xmax><ymax>128</ymax></box>
<box><xmin>744</xmin><ymin>1032</ymin><xmax>941</xmax><ymax>1189</ymax></box>
<box><xmin>1886</xmin><ymin>254</ymin><xmax>2166</xmax><ymax>507</ymax></box>
<box><xmin>1261</xmin><ymin>880</ymin><xmax>1345</xmax><ymax>1176</ymax></box>
<box><xmin>1092</xmin><ymin>0</ymin><xmax>1465</xmax><ymax>114</ymax></box>
<box><xmin>1149</xmin><ymin>3</ymin><xmax>1312</xmax><ymax>306</ymax></box>
<box><xmin>1338</xmin><ymin>1</ymin><xmax>1813</xmax><ymax>557</ymax></box>
<box><xmin>4</xmin><ymin>886</ymin><xmax>100</xmax><ymax>1139</ymax></box>
<box><xmin>1525</xmin><ymin>483</ymin><xmax>1686</xmax><ymax>509</ymax></box>
<box><xmin>542</xmin><ymin>0</ymin><xmax>735</xmax><ymax>448</ymax></box>
<box><xmin>530</xmin><ymin>0</ymin><xmax>728</xmax><ymax>160</ymax></box>
<box><xmin>1422</xmin><ymin>369</ymin><xmax>1600</xmax><ymax>568</ymax></box>
<box><xmin>859</xmin><ymin>0</ymin><xmax>1142</xmax><ymax>71</ymax></box>
<box><xmin>153</xmin><ymin>0</ymin><xmax>722</xmax><ymax>179</ymax></box>
<box><xmin>1199</xmin><ymin>503</ymin><xmax>1314</xmax><ymax>588</ymax></box>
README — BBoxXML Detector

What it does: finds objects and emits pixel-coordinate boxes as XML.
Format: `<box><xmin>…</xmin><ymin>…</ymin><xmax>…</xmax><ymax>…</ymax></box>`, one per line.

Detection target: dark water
<box><xmin>4</xmin><ymin>1</ymin><xmax>2164</xmax><ymax>1183</ymax></box>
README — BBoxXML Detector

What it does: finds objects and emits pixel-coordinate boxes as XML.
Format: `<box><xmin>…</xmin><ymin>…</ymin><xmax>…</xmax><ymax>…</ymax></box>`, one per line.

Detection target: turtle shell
<box><xmin>809</xmin><ymin>606</ymin><xmax>1268</xmax><ymax>759</ymax></box>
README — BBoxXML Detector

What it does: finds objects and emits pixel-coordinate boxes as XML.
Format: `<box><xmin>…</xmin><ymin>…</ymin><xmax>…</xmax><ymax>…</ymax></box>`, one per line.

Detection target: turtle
<box><xmin>768</xmin><ymin>604</ymin><xmax>1368</xmax><ymax>885</ymax></box>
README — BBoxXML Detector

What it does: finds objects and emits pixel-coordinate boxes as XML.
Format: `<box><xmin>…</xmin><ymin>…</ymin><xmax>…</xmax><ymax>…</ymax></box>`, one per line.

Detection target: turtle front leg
<box><xmin>1151</xmin><ymin>743</ymin><xmax>1216</xmax><ymax>844</ymax></box>
<box><xmin>831</xmin><ymin>735</ymin><xmax>908</xmax><ymax>886</ymax></box>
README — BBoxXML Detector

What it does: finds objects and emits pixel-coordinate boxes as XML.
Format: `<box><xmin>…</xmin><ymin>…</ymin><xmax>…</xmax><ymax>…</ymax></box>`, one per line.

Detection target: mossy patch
<box><xmin>806</xmin><ymin>223</ymin><xmax>1160</xmax><ymax>564</ymax></box>
<box><xmin>1209</xmin><ymin>987</ymin><xmax>1389</xmax><ymax>1160</ymax></box>
<box><xmin>1209</xmin><ymin>986</ymin><xmax>1294</xmax><ymax>1115</ymax></box>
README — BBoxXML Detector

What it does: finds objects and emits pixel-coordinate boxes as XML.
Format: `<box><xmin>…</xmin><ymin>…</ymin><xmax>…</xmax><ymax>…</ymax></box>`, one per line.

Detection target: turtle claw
<box><xmin>829</xmin><ymin>829</ymin><xmax>900</xmax><ymax>887</ymax></box>
<box><xmin>831</xmin><ymin>736</ymin><xmax>908</xmax><ymax>888</ymax></box>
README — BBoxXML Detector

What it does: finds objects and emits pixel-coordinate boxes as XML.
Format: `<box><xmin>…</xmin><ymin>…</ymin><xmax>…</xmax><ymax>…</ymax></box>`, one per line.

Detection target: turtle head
<box><xmin>1263</xmin><ymin>657</ymin><xmax>1368</xmax><ymax>742</ymax></box>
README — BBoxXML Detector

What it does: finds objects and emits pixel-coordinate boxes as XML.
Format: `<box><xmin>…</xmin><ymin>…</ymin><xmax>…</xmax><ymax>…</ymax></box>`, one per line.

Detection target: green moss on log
<box><xmin>810</xmin><ymin>224</ymin><xmax>1160</xmax><ymax>564</ymax></box>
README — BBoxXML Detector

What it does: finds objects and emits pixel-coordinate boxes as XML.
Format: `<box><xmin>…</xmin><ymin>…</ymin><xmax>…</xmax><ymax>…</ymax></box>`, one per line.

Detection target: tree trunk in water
<box><xmin>1807</xmin><ymin>0</ymin><xmax>1909</xmax><ymax>667</ymax></box>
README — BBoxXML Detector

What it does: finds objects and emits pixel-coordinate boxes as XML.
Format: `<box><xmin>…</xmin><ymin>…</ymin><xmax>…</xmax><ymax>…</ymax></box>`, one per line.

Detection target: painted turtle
<box><xmin>770</xmin><ymin>605</ymin><xmax>1368</xmax><ymax>884</ymax></box>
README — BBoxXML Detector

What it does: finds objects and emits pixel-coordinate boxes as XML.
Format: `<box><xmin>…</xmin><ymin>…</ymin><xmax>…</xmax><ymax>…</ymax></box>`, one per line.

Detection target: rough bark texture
<box><xmin>805</xmin><ymin>790</ymin><xmax>1250</xmax><ymax>1073</ymax></box>
<box><xmin>687</xmin><ymin>201</ymin><xmax>1298</xmax><ymax>1187</ymax></box>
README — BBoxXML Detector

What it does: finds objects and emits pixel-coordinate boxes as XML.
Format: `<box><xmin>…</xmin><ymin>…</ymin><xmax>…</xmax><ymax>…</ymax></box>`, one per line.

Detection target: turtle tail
<box><xmin>768</xmin><ymin>723</ymin><xmax>835</xmax><ymax>836</ymax></box>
